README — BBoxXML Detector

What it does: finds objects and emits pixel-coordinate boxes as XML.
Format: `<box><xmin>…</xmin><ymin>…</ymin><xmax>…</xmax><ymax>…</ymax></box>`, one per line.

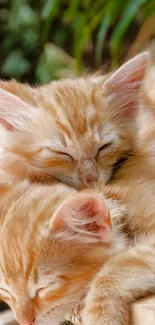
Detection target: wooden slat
<box><xmin>131</xmin><ymin>296</ymin><xmax>155</xmax><ymax>325</ymax></box>
<box><xmin>0</xmin><ymin>310</ymin><xmax>17</xmax><ymax>325</ymax></box>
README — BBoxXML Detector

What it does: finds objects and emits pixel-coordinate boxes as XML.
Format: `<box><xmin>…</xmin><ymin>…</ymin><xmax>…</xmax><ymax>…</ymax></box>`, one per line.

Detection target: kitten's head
<box><xmin>0</xmin><ymin>52</ymin><xmax>148</xmax><ymax>187</ymax></box>
<box><xmin>0</xmin><ymin>182</ymin><xmax>123</xmax><ymax>325</ymax></box>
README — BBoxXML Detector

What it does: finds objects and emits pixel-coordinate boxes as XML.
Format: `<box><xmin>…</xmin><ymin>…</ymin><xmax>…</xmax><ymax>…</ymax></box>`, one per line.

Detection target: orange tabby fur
<box><xmin>0</xmin><ymin>52</ymin><xmax>154</xmax><ymax>325</ymax></box>
<box><xmin>1</xmin><ymin>169</ymin><xmax>155</xmax><ymax>325</ymax></box>
<box><xmin>0</xmin><ymin>52</ymin><xmax>149</xmax><ymax>187</ymax></box>
<box><xmin>82</xmin><ymin>180</ymin><xmax>155</xmax><ymax>325</ymax></box>
<box><xmin>0</xmin><ymin>178</ymin><xmax>126</xmax><ymax>325</ymax></box>
<box><xmin>81</xmin><ymin>59</ymin><xmax>155</xmax><ymax>325</ymax></box>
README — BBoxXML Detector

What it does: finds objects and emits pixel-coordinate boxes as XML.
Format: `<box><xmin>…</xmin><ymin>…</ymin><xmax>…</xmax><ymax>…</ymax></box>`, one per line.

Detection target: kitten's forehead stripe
<box><xmin>56</xmin><ymin>120</ymin><xmax>71</xmax><ymax>143</ymax></box>
<box><xmin>24</xmin><ymin>251</ymin><xmax>36</xmax><ymax>282</ymax></box>
<box><xmin>37</xmin><ymin>80</ymin><xmax>100</xmax><ymax>136</ymax></box>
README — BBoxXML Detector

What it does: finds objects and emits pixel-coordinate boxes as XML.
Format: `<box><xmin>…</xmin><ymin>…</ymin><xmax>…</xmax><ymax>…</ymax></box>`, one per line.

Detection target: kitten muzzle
<box><xmin>78</xmin><ymin>159</ymin><xmax>98</xmax><ymax>185</ymax></box>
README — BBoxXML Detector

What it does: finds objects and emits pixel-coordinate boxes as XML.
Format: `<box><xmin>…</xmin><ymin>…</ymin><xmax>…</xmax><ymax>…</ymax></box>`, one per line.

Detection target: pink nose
<box><xmin>20</xmin><ymin>323</ymin><xmax>34</xmax><ymax>325</ymax></box>
<box><xmin>84</xmin><ymin>174</ymin><xmax>97</xmax><ymax>184</ymax></box>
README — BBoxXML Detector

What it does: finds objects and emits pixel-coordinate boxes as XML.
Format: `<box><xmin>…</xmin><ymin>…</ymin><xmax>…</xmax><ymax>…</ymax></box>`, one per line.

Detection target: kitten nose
<box><xmin>78</xmin><ymin>158</ymin><xmax>98</xmax><ymax>185</ymax></box>
<box><xmin>20</xmin><ymin>319</ymin><xmax>35</xmax><ymax>325</ymax></box>
<box><xmin>84</xmin><ymin>174</ymin><xmax>98</xmax><ymax>184</ymax></box>
<box><xmin>16</xmin><ymin>300</ymin><xmax>35</xmax><ymax>325</ymax></box>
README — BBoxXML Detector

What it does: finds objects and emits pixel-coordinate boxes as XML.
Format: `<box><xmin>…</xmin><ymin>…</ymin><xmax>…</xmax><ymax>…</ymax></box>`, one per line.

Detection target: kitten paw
<box><xmin>65</xmin><ymin>303</ymin><xmax>83</xmax><ymax>325</ymax></box>
<box><xmin>82</xmin><ymin>294</ymin><xmax>130</xmax><ymax>325</ymax></box>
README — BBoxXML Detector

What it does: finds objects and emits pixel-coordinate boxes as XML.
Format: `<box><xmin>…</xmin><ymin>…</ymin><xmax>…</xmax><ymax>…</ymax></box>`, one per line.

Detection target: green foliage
<box><xmin>0</xmin><ymin>0</ymin><xmax>155</xmax><ymax>83</ymax></box>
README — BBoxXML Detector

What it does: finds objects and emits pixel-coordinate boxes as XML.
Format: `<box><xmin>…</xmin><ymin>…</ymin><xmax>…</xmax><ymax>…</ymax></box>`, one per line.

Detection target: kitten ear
<box><xmin>0</xmin><ymin>88</ymin><xmax>32</xmax><ymax>131</ymax></box>
<box><xmin>50</xmin><ymin>192</ymin><xmax>111</xmax><ymax>243</ymax></box>
<box><xmin>104</xmin><ymin>52</ymin><xmax>149</xmax><ymax>117</ymax></box>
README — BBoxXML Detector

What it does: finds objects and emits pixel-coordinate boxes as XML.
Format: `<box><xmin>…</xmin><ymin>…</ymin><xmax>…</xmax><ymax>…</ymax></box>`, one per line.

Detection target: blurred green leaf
<box><xmin>144</xmin><ymin>0</ymin><xmax>155</xmax><ymax>19</ymax></box>
<box><xmin>1</xmin><ymin>51</ymin><xmax>31</xmax><ymax>78</ymax></box>
<box><xmin>95</xmin><ymin>13</ymin><xmax>111</xmax><ymax>66</ymax></box>
<box><xmin>63</xmin><ymin>0</ymin><xmax>80</xmax><ymax>23</ymax></box>
<box><xmin>73</xmin><ymin>14</ymin><xmax>91</xmax><ymax>70</ymax></box>
<box><xmin>111</xmin><ymin>0</ymin><xmax>150</xmax><ymax>64</ymax></box>
<box><xmin>17</xmin><ymin>4</ymin><xmax>39</xmax><ymax>28</ymax></box>
<box><xmin>36</xmin><ymin>44</ymin><xmax>79</xmax><ymax>83</ymax></box>
<box><xmin>42</xmin><ymin>0</ymin><xmax>59</xmax><ymax>20</ymax></box>
<box><xmin>22</xmin><ymin>30</ymin><xmax>38</xmax><ymax>49</ymax></box>
<box><xmin>41</xmin><ymin>0</ymin><xmax>61</xmax><ymax>44</ymax></box>
<box><xmin>1</xmin><ymin>0</ymin><xmax>155</xmax><ymax>82</ymax></box>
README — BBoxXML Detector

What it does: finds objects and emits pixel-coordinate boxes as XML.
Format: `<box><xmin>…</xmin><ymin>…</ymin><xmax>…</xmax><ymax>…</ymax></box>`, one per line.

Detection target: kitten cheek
<box><xmin>97</xmin><ymin>167</ymin><xmax>111</xmax><ymax>183</ymax></box>
<box><xmin>98</xmin><ymin>154</ymin><xmax>117</xmax><ymax>171</ymax></box>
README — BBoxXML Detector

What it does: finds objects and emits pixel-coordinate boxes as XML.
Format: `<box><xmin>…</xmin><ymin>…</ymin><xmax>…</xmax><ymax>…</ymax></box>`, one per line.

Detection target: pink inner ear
<box><xmin>105</xmin><ymin>52</ymin><xmax>148</xmax><ymax>92</ymax></box>
<box><xmin>120</xmin><ymin>101</ymin><xmax>136</xmax><ymax>118</ymax></box>
<box><xmin>0</xmin><ymin>88</ymin><xmax>30</xmax><ymax>131</ymax></box>
<box><xmin>79</xmin><ymin>201</ymin><xmax>100</xmax><ymax>219</ymax></box>
<box><xmin>51</xmin><ymin>193</ymin><xmax>111</xmax><ymax>240</ymax></box>
<box><xmin>106</xmin><ymin>65</ymin><xmax>146</xmax><ymax>93</ymax></box>
<box><xmin>78</xmin><ymin>198</ymin><xmax>111</xmax><ymax>232</ymax></box>
<box><xmin>103</xmin><ymin>52</ymin><xmax>149</xmax><ymax>118</ymax></box>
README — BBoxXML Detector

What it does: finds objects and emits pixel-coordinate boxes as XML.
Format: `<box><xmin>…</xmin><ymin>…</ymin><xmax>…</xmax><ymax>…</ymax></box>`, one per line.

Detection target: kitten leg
<box><xmin>83</xmin><ymin>237</ymin><xmax>155</xmax><ymax>325</ymax></box>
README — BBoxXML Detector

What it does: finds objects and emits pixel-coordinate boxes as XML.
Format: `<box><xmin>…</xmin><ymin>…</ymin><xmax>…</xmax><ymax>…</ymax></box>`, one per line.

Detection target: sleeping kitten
<box><xmin>0</xmin><ymin>52</ymin><xmax>149</xmax><ymax>186</ymax></box>
<box><xmin>0</xmin><ymin>178</ymin><xmax>126</xmax><ymax>325</ymax></box>
<box><xmin>82</xmin><ymin>179</ymin><xmax>155</xmax><ymax>325</ymax></box>
<box><xmin>0</xmin><ymin>172</ymin><xmax>155</xmax><ymax>325</ymax></box>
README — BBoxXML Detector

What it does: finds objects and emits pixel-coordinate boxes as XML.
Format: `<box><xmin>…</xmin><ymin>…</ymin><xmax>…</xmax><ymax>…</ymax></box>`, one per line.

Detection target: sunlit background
<box><xmin>0</xmin><ymin>0</ymin><xmax>155</xmax><ymax>84</ymax></box>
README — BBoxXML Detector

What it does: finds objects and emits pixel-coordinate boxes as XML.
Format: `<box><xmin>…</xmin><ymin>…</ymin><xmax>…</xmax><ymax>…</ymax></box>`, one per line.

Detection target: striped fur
<box><xmin>1</xmin><ymin>172</ymin><xmax>155</xmax><ymax>325</ymax></box>
<box><xmin>0</xmin><ymin>52</ymin><xmax>154</xmax><ymax>325</ymax></box>
<box><xmin>0</xmin><ymin>179</ymin><xmax>126</xmax><ymax>325</ymax></box>
<box><xmin>0</xmin><ymin>53</ymin><xmax>148</xmax><ymax>187</ymax></box>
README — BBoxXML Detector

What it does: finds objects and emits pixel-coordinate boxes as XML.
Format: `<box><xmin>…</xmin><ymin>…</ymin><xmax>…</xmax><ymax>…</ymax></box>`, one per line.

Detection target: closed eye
<box><xmin>36</xmin><ymin>286</ymin><xmax>59</xmax><ymax>299</ymax></box>
<box><xmin>46</xmin><ymin>148</ymin><xmax>73</xmax><ymax>162</ymax></box>
<box><xmin>36</xmin><ymin>287</ymin><xmax>46</xmax><ymax>298</ymax></box>
<box><xmin>36</xmin><ymin>278</ymin><xmax>64</xmax><ymax>299</ymax></box>
<box><xmin>98</xmin><ymin>143</ymin><xmax>112</xmax><ymax>151</ymax></box>
<box><xmin>97</xmin><ymin>143</ymin><xmax>112</xmax><ymax>158</ymax></box>
<box><xmin>0</xmin><ymin>287</ymin><xmax>11</xmax><ymax>298</ymax></box>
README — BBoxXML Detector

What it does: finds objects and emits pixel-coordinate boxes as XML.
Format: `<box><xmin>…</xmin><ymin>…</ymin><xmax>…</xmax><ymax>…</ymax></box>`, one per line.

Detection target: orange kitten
<box><xmin>0</xmin><ymin>52</ymin><xmax>148</xmax><ymax>187</ymax></box>
<box><xmin>0</xmin><ymin>173</ymin><xmax>155</xmax><ymax>325</ymax></box>
<box><xmin>0</xmin><ymin>178</ymin><xmax>126</xmax><ymax>325</ymax></box>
